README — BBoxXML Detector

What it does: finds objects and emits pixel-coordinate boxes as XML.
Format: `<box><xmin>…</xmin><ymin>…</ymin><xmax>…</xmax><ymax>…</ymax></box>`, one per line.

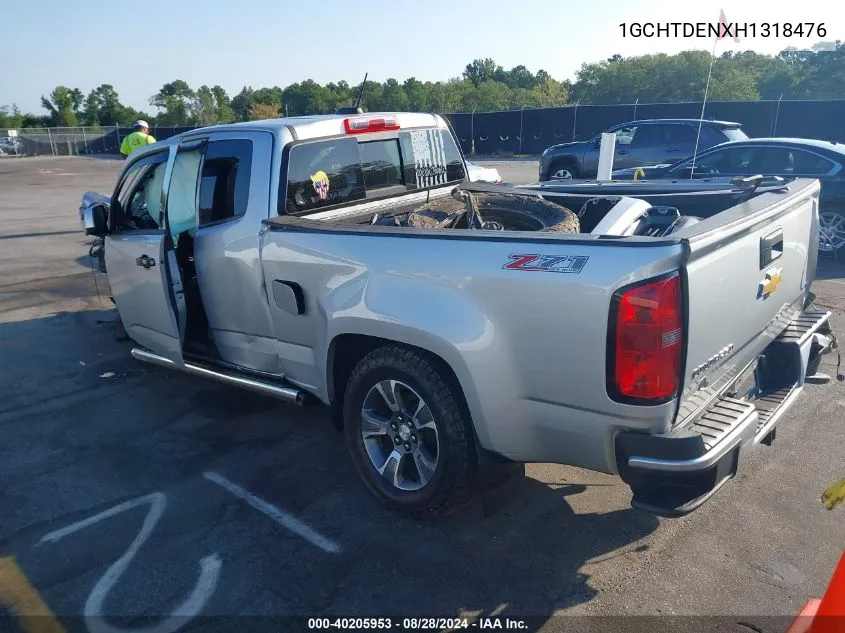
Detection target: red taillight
<box><xmin>344</xmin><ymin>115</ymin><xmax>400</xmax><ymax>134</ymax></box>
<box><xmin>609</xmin><ymin>272</ymin><xmax>683</xmax><ymax>403</ymax></box>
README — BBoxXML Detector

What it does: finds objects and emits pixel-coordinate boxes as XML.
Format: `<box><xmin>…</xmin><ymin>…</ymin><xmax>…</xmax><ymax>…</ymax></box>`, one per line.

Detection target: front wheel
<box><xmin>343</xmin><ymin>346</ymin><xmax>477</xmax><ymax>518</ymax></box>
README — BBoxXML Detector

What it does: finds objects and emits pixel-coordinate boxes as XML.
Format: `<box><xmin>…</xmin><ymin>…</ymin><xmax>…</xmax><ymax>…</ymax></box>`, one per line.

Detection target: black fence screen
<box><xmin>444</xmin><ymin>99</ymin><xmax>845</xmax><ymax>156</ymax></box>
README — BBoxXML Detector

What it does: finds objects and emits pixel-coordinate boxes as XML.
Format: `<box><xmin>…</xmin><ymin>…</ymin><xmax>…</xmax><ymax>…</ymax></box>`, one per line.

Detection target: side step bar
<box><xmin>131</xmin><ymin>347</ymin><xmax>307</xmax><ymax>406</ymax></box>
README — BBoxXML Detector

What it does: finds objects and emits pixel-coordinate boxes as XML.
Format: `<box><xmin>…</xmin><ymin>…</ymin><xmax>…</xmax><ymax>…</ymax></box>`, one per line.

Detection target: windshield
<box><xmin>722</xmin><ymin>127</ymin><xmax>748</xmax><ymax>142</ymax></box>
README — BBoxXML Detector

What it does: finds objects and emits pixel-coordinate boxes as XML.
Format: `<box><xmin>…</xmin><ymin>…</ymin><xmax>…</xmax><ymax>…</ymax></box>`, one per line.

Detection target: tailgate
<box><xmin>675</xmin><ymin>178</ymin><xmax>821</xmax><ymax>422</ymax></box>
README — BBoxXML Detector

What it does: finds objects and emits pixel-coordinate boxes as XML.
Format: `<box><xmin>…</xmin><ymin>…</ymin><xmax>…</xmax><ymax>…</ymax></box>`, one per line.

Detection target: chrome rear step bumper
<box><xmin>616</xmin><ymin>309</ymin><xmax>833</xmax><ymax>517</ymax></box>
<box><xmin>130</xmin><ymin>347</ymin><xmax>307</xmax><ymax>406</ymax></box>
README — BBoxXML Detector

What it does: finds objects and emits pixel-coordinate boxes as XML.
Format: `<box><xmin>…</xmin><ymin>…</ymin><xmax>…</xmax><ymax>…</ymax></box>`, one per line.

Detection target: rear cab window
<box><xmin>281</xmin><ymin>125</ymin><xmax>466</xmax><ymax>215</ymax></box>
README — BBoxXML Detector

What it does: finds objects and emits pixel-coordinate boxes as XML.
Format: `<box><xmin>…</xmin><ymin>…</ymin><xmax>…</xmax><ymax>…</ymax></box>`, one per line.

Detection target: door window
<box><xmin>112</xmin><ymin>152</ymin><xmax>169</xmax><ymax>230</ymax></box>
<box><xmin>663</xmin><ymin>124</ymin><xmax>698</xmax><ymax>144</ymax></box>
<box><xmin>613</xmin><ymin>125</ymin><xmax>638</xmax><ymax>145</ymax></box>
<box><xmin>167</xmin><ymin>147</ymin><xmax>204</xmax><ymax>241</ymax></box>
<box><xmin>684</xmin><ymin>146</ymin><xmax>755</xmax><ymax>175</ymax></box>
<box><xmin>198</xmin><ymin>139</ymin><xmax>253</xmax><ymax>226</ymax></box>
<box><xmin>630</xmin><ymin>124</ymin><xmax>663</xmax><ymax>146</ymax></box>
<box><xmin>746</xmin><ymin>147</ymin><xmax>797</xmax><ymax>174</ymax></box>
<box><xmin>125</xmin><ymin>163</ymin><xmax>167</xmax><ymax>229</ymax></box>
<box><xmin>788</xmin><ymin>149</ymin><xmax>835</xmax><ymax>175</ymax></box>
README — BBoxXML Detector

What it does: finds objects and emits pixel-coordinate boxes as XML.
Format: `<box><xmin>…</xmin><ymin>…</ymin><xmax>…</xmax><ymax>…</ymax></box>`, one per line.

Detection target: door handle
<box><xmin>617</xmin><ymin>149</ymin><xmax>630</xmax><ymax>155</ymax></box>
<box><xmin>666</xmin><ymin>147</ymin><xmax>678</xmax><ymax>152</ymax></box>
<box><xmin>135</xmin><ymin>255</ymin><xmax>156</xmax><ymax>269</ymax></box>
<box><xmin>760</xmin><ymin>228</ymin><xmax>783</xmax><ymax>268</ymax></box>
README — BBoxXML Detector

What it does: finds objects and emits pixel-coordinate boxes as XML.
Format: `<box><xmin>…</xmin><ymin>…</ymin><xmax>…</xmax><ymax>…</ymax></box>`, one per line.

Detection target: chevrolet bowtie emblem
<box><xmin>758</xmin><ymin>268</ymin><xmax>783</xmax><ymax>298</ymax></box>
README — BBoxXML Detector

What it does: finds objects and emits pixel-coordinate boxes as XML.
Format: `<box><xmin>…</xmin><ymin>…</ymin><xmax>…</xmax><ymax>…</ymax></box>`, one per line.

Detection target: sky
<box><xmin>2</xmin><ymin>0</ymin><xmax>842</xmax><ymax>114</ymax></box>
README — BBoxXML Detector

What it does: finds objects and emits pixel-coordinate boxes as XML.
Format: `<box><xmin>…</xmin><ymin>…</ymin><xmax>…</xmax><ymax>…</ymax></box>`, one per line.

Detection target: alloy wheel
<box><xmin>360</xmin><ymin>379</ymin><xmax>440</xmax><ymax>492</ymax></box>
<box><xmin>819</xmin><ymin>211</ymin><xmax>845</xmax><ymax>253</ymax></box>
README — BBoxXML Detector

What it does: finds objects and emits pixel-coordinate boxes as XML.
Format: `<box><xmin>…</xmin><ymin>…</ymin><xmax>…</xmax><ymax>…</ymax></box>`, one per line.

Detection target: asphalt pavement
<box><xmin>0</xmin><ymin>156</ymin><xmax>843</xmax><ymax>633</ymax></box>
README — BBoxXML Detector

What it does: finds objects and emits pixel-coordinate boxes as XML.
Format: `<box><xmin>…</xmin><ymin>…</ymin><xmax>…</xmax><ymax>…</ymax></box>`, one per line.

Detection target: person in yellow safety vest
<box><xmin>120</xmin><ymin>120</ymin><xmax>156</xmax><ymax>159</ymax></box>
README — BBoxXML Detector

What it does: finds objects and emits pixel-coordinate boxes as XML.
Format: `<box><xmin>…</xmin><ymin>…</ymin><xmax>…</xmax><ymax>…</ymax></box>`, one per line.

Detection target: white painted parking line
<box><xmin>202</xmin><ymin>471</ymin><xmax>341</xmax><ymax>554</ymax></box>
<box><xmin>38</xmin><ymin>492</ymin><xmax>221</xmax><ymax>633</ymax></box>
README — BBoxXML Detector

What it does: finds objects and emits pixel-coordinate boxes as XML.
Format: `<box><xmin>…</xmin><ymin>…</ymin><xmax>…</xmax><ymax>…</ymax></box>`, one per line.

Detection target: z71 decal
<box><xmin>503</xmin><ymin>254</ymin><xmax>589</xmax><ymax>274</ymax></box>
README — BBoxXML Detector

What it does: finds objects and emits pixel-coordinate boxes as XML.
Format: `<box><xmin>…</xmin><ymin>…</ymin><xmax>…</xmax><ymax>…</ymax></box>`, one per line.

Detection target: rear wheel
<box><xmin>819</xmin><ymin>208</ymin><xmax>845</xmax><ymax>254</ymax></box>
<box><xmin>343</xmin><ymin>346</ymin><xmax>477</xmax><ymax>518</ymax></box>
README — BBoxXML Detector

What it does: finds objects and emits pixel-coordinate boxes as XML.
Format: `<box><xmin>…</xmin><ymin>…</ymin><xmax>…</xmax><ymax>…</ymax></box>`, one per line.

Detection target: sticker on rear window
<box><xmin>409</xmin><ymin>130</ymin><xmax>448</xmax><ymax>188</ymax></box>
<box><xmin>503</xmin><ymin>254</ymin><xmax>589</xmax><ymax>274</ymax></box>
<box><xmin>311</xmin><ymin>170</ymin><xmax>329</xmax><ymax>200</ymax></box>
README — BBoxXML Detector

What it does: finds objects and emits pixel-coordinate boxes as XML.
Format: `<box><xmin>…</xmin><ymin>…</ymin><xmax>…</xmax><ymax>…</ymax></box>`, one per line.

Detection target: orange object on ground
<box><xmin>787</xmin><ymin>552</ymin><xmax>845</xmax><ymax>633</ymax></box>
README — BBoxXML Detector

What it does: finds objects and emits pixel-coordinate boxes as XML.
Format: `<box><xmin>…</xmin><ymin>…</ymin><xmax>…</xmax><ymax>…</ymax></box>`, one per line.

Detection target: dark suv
<box><xmin>538</xmin><ymin>119</ymin><xmax>747</xmax><ymax>181</ymax></box>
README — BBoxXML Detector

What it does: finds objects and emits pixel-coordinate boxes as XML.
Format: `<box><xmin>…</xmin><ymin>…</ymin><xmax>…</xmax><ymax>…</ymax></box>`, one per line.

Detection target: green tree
<box><xmin>282</xmin><ymin>80</ymin><xmax>335</xmax><ymax>115</ymax></box>
<box><xmin>463</xmin><ymin>58</ymin><xmax>503</xmax><ymax>87</ymax></box>
<box><xmin>326</xmin><ymin>81</ymin><xmax>354</xmax><ymax>111</ymax></box>
<box><xmin>496</xmin><ymin>65</ymin><xmax>537</xmax><ymax>90</ymax></box>
<box><xmin>0</xmin><ymin>104</ymin><xmax>24</xmax><ymax>128</ymax></box>
<box><xmin>82</xmin><ymin>84</ymin><xmax>126</xmax><ymax>126</ymax></box>
<box><xmin>249</xmin><ymin>102</ymin><xmax>282</xmax><ymax>121</ymax></box>
<box><xmin>192</xmin><ymin>85</ymin><xmax>235</xmax><ymax>125</ymax></box>
<box><xmin>403</xmin><ymin>78</ymin><xmax>430</xmax><ymax>111</ymax></box>
<box><xmin>211</xmin><ymin>85</ymin><xmax>235</xmax><ymax>123</ymax></box>
<box><xmin>150</xmin><ymin>80</ymin><xmax>196</xmax><ymax>125</ymax></box>
<box><xmin>462</xmin><ymin>80</ymin><xmax>512</xmax><ymax>112</ymax></box>
<box><xmin>41</xmin><ymin>86</ymin><xmax>84</xmax><ymax>126</ymax></box>
<box><xmin>357</xmin><ymin>79</ymin><xmax>383</xmax><ymax>112</ymax></box>
<box><xmin>15</xmin><ymin>48</ymin><xmax>845</xmax><ymax>130</ymax></box>
<box><xmin>194</xmin><ymin>85</ymin><xmax>218</xmax><ymax>125</ymax></box>
<box><xmin>531</xmin><ymin>78</ymin><xmax>570</xmax><ymax>107</ymax></box>
<box><xmin>231</xmin><ymin>86</ymin><xmax>255</xmax><ymax>121</ymax></box>
<box><xmin>792</xmin><ymin>43</ymin><xmax>845</xmax><ymax>99</ymax></box>
<box><xmin>718</xmin><ymin>51</ymin><xmax>796</xmax><ymax>99</ymax></box>
<box><xmin>439</xmin><ymin>78</ymin><xmax>472</xmax><ymax>112</ymax></box>
<box><xmin>572</xmin><ymin>50</ymin><xmax>759</xmax><ymax>104</ymax></box>
<box><xmin>377</xmin><ymin>78</ymin><xmax>410</xmax><ymax>111</ymax></box>
<box><xmin>22</xmin><ymin>113</ymin><xmax>50</xmax><ymax>128</ymax></box>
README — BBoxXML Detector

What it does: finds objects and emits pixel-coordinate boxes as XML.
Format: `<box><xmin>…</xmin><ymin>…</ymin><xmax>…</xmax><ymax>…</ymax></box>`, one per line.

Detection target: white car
<box><xmin>465</xmin><ymin>160</ymin><xmax>501</xmax><ymax>183</ymax></box>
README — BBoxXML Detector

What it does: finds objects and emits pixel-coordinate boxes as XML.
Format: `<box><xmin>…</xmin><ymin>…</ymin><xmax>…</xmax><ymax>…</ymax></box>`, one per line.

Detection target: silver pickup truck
<box><xmin>80</xmin><ymin>112</ymin><xmax>839</xmax><ymax>519</ymax></box>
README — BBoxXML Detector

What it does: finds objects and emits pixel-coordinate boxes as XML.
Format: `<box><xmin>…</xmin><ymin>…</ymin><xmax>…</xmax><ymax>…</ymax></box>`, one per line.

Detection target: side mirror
<box><xmin>83</xmin><ymin>203</ymin><xmax>108</xmax><ymax>236</ymax></box>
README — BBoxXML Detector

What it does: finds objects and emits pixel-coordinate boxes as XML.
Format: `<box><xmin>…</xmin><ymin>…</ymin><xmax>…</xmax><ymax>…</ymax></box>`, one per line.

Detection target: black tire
<box><xmin>411</xmin><ymin>192</ymin><xmax>579</xmax><ymax>233</ymax></box>
<box><xmin>343</xmin><ymin>345</ymin><xmax>477</xmax><ymax>518</ymax></box>
<box><xmin>547</xmin><ymin>159</ymin><xmax>579</xmax><ymax>180</ymax></box>
<box><xmin>477</xmin><ymin>193</ymin><xmax>580</xmax><ymax>233</ymax></box>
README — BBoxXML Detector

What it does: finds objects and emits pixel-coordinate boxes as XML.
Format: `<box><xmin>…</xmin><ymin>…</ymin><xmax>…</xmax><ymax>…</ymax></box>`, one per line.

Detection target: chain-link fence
<box><xmin>0</xmin><ymin>125</ymin><xmax>202</xmax><ymax>157</ymax></box>
<box><xmin>0</xmin><ymin>126</ymin><xmax>119</xmax><ymax>157</ymax></box>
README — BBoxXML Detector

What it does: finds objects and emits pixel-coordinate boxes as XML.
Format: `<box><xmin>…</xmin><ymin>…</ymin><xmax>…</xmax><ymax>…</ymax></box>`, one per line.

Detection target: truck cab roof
<box><xmin>156</xmin><ymin>112</ymin><xmax>449</xmax><ymax>147</ymax></box>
